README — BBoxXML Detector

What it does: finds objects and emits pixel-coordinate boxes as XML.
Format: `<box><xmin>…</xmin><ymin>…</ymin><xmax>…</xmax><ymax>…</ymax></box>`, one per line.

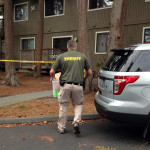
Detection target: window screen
<box><xmin>96</xmin><ymin>32</ymin><xmax>110</xmax><ymax>53</ymax></box>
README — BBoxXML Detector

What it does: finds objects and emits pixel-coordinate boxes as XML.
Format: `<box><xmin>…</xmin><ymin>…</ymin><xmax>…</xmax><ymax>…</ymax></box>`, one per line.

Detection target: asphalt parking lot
<box><xmin>0</xmin><ymin>119</ymin><xmax>150</xmax><ymax>150</ymax></box>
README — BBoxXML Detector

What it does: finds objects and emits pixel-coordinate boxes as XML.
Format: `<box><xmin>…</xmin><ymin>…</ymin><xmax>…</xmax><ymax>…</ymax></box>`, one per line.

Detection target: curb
<box><xmin>0</xmin><ymin>114</ymin><xmax>100</xmax><ymax>125</ymax></box>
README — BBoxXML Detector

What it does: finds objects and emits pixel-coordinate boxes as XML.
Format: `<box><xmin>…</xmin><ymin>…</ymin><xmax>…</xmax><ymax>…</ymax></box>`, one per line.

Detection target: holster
<box><xmin>59</xmin><ymin>78</ymin><xmax>86</xmax><ymax>90</ymax></box>
<box><xmin>82</xmin><ymin>81</ymin><xmax>85</xmax><ymax>90</ymax></box>
<box><xmin>59</xmin><ymin>79</ymin><xmax>65</xmax><ymax>87</ymax></box>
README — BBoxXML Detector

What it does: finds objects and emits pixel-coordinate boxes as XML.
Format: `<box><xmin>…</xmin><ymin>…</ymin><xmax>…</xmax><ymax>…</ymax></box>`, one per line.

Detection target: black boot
<box><xmin>74</xmin><ymin>123</ymin><xmax>80</xmax><ymax>135</ymax></box>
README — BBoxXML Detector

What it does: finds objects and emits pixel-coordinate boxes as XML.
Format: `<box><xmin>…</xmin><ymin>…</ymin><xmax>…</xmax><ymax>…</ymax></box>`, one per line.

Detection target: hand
<box><xmin>50</xmin><ymin>77</ymin><xmax>54</xmax><ymax>83</ymax></box>
<box><xmin>50</xmin><ymin>75</ymin><xmax>56</xmax><ymax>83</ymax></box>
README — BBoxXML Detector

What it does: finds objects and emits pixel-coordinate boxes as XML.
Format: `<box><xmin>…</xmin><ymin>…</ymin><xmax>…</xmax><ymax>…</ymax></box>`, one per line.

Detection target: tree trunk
<box><xmin>76</xmin><ymin>0</ymin><xmax>91</xmax><ymax>94</ymax></box>
<box><xmin>118</xmin><ymin>0</ymin><xmax>127</xmax><ymax>48</ymax></box>
<box><xmin>2</xmin><ymin>0</ymin><xmax>20</xmax><ymax>86</ymax></box>
<box><xmin>107</xmin><ymin>0</ymin><xmax>127</xmax><ymax>58</ymax></box>
<box><xmin>34</xmin><ymin>0</ymin><xmax>44</xmax><ymax>78</ymax></box>
<box><xmin>76</xmin><ymin>0</ymin><xmax>89</xmax><ymax>54</ymax></box>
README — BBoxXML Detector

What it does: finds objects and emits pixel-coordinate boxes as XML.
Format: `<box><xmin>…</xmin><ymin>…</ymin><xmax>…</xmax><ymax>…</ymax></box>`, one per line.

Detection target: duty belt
<box><xmin>59</xmin><ymin>80</ymin><xmax>85</xmax><ymax>90</ymax></box>
<box><xmin>66</xmin><ymin>82</ymin><xmax>83</xmax><ymax>86</ymax></box>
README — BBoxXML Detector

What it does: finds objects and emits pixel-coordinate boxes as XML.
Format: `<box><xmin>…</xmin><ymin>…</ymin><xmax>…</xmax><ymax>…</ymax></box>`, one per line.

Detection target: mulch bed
<box><xmin>0</xmin><ymin>71</ymin><xmax>98</xmax><ymax>118</ymax></box>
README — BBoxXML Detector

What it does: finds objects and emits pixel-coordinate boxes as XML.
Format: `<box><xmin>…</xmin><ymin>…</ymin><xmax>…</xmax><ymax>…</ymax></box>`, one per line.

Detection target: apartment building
<box><xmin>0</xmin><ymin>0</ymin><xmax>150</xmax><ymax>71</ymax></box>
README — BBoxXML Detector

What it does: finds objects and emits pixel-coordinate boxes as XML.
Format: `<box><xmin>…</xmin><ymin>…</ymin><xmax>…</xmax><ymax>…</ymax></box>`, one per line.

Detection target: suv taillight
<box><xmin>113</xmin><ymin>76</ymin><xmax>139</xmax><ymax>95</ymax></box>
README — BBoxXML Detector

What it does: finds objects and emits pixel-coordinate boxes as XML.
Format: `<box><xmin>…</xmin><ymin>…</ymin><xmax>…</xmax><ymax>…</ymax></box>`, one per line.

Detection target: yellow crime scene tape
<box><xmin>0</xmin><ymin>59</ymin><xmax>55</xmax><ymax>64</ymax></box>
<box><xmin>0</xmin><ymin>59</ymin><xmax>86</xmax><ymax>72</ymax></box>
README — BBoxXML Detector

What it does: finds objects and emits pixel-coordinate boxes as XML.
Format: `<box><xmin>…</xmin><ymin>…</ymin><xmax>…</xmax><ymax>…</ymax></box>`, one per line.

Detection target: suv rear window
<box><xmin>103</xmin><ymin>50</ymin><xmax>150</xmax><ymax>72</ymax></box>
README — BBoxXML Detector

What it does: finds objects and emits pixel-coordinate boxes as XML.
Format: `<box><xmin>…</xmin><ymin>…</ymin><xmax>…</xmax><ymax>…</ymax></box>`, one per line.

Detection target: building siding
<box><xmin>10</xmin><ymin>0</ymin><xmax>150</xmax><ymax>71</ymax></box>
<box><xmin>126</xmin><ymin>0</ymin><xmax>150</xmax><ymax>25</ymax></box>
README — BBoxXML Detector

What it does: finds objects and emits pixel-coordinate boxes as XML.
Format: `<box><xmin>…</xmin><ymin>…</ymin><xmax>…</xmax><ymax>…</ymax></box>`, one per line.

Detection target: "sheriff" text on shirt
<box><xmin>64</xmin><ymin>57</ymin><xmax>81</xmax><ymax>61</ymax></box>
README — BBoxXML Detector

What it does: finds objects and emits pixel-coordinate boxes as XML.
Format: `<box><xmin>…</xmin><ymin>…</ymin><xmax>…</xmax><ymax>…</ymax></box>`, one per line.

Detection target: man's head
<box><xmin>67</xmin><ymin>40</ymin><xmax>77</xmax><ymax>50</ymax></box>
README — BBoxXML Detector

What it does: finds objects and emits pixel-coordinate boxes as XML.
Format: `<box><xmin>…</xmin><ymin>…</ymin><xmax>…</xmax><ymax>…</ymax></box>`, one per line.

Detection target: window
<box><xmin>45</xmin><ymin>0</ymin><xmax>64</xmax><ymax>17</ymax></box>
<box><xmin>95</xmin><ymin>31</ymin><xmax>110</xmax><ymax>54</ymax></box>
<box><xmin>145</xmin><ymin>0</ymin><xmax>150</xmax><ymax>2</ymax></box>
<box><xmin>14</xmin><ymin>3</ymin><xmax>28</xmax><ymax>22</ymax></box>
<box><xmin>103</xmin><ymin>50</ymin><xmax>150</xmax><ymax>72</ymax></box>
<box><xmin>52</xmin><ymin>36</ymin><xmax>73</xmax><ymax>50</ymax></box>
<box><xmin>21</xmin><ymin>38</ymin><xmax>35</xmax><ymax>50</ymax></box>
<box><xmin>88</xmin><ymin>0</ymin><xmax>113</xmax><ymax>10</ymax></box>
<box><xmin>143</xmin><ymin>27</ymin><xmax>150</xmax><ymax>44</ymax></box>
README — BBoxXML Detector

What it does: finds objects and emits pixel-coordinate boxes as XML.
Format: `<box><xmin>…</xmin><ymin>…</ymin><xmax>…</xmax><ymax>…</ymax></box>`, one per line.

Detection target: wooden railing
<box><xmin>20</xmin><ymin>48</ymin><xmax>66</xmax><ymax>69</ymax></box>
<box><xmin>20</xmin><ymin>48</ymin><xmax>66</xmax><ymax>61</ymax></box>
<box><xmin>0</xmin><ymin>48</ymin><xmax>66</xmax><ymax>70</ymax></box>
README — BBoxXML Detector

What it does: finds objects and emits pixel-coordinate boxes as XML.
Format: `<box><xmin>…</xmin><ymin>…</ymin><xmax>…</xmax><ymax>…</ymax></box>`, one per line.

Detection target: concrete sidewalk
<box><xmin>0</xmin><ymin>90</ymin><xmax>100</xmax><ymax>124</ymax></box>
<box><xmin>0</xmin><ymin>90</ymin><xmax>53</xmax><ymax>107</ymax></box>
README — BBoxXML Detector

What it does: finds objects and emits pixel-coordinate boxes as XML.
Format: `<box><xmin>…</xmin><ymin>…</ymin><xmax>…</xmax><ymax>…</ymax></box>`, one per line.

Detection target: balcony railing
<box><xmin>0</xmin><ymin>48</ymin><xmax>66</xmax><ymax>70</ymax></box>
<box><xmin>20</xmin><ymin>48</ymin><xmax>66</xmax><ymax>69</ymax></box>
<box><xmin>20</xmin><ymin>48</ymin><xmax>66</xmax><ymax>61</ymax></box>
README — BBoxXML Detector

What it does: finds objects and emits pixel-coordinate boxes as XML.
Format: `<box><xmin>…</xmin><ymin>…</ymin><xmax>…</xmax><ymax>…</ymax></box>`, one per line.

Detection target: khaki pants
<box><xmin>57</xmin><ymin>83</ymin><xmax>84</xmax><ymax>131</ymax></box>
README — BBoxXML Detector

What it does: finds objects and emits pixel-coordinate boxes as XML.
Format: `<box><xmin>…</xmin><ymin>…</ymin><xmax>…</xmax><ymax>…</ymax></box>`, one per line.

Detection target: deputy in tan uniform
<box><xmin>50</xmin><ymin>40</ymin><xmax>92</xmax><ymax>134</ymax></box>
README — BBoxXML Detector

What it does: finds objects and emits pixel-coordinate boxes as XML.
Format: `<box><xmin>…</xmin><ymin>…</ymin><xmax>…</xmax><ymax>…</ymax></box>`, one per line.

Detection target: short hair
<box><xmin>67</xmin><ymin>40</ymin><xmax>77</xmax><ymax>50</ymax></box>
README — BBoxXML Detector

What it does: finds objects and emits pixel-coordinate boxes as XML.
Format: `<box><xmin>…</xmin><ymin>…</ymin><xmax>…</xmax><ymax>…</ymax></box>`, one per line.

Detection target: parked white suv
<box><xmin>95</xmin><ymin>44</ymin><xmax>150</xmax><ymax>128</ymax></box>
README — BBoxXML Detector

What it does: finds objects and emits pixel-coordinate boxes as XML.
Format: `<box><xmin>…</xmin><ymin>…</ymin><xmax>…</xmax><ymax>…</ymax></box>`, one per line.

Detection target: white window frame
<box><xmin>44</xmin><ymin>0</ymin><xmax>65</xmax><ymax>18</ymax></box>
<box><xmin>145</xmin><ymin>0</ymin><xmax>150</xmax><ymax>2</ymax></box>
<box><xmin>142</xmin><ymin>27</ymin><xmax>150</xmax><ymax>44</ymax></box>
<box><xmin>95</xmin><ymin>31</ymin><xmax>110</xmax><ymax>54</ymax></box>
<box><xmin>14</xmin><ymin>2</ymin><xmax>28</xmax><ymax>22</ymax></box>
<box><xmin>87</xmin><ymin>0</ymin><xmax>113</xmax><ymax>12</ymax></box>
<box><xmin>20</xmin><ymin>37</ymin><xmax>35</xmax><ymax>50</ymax></box>
<box><xmin>52</xmin><ymin>35</ymin><xmax>73</xmax><ymax>49</ymax></box>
